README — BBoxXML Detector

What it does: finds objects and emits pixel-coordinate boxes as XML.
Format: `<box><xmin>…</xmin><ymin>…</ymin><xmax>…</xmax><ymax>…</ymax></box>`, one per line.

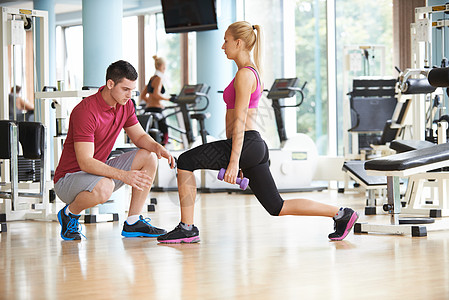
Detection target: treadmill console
<box><xmin>267</xmin><ymin>78</ymin><xmax>300</xmax><ymax>99</ymax></box>
<box><xmin>175</xmin><ymin>84</ymin><xmax>210</xmax><ymax>104</ymax></box>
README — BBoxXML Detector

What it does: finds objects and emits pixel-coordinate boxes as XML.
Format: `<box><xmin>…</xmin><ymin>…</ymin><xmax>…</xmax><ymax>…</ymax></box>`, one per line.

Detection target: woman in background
<box><xmin>141</xmin><ymin>55</ymin><xmax>170</xmax><ymax>145</ymax></box>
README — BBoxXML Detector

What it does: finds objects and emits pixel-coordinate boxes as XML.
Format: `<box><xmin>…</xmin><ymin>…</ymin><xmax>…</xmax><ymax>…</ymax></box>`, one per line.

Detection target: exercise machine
<box><xmin>0</xmin><ymin>121</ymin><xmax>52</xmax><ymax>222</ymax></box>
<box><xmin>265</xmin><ymin>78</ymin><xmax>322</xmax><ymax>192</ymax></box>
<box><xmin>342</xmin><ymin>72</ymin><xmax>436</xmax><ymax>215</ymax></box>
<box><xmin>354</xmin><ymin>3</ymin><xmax>449</xmax><ymax>236</ymax></box>
<box><xmin>151</xmin><ymin>83</ymin><xmax>212</xmax><ymax>191</ymax></box>
<box><xmin>139</xmin><ymin>83</ymin><xmax>212</xmax><ymax>149</ymax></box>
<box><xmin>169</xmin><ymin>83</ymin><xmax>212</xmax><ymax>148</ymax></box>
<box><xmin>345</xmin><ymin>77</ymin><xmax>398</xmax><ymax>159</ymax></box>
<box><xmin>36</xmin><ymin>88</ymin><xmax>124</xmax><ymax>223</ymax></box>
<box><xmin>0</xmin><ymin>7</ymin><xmax>58</xmax><ymax>230</ymax></box>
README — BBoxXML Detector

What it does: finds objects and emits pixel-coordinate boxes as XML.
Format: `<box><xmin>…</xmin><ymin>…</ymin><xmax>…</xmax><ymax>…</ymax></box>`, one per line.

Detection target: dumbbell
<box><xmin>217</xmin><ymin>168</ymin><xmax>249</xmax><ymax>190</ymax></box>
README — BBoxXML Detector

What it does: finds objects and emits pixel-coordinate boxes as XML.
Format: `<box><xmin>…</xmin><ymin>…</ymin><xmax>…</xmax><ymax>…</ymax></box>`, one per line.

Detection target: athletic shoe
<box><xmin>157</xmin><ymin>223</ymin><xmax>200</xmax><ymax>243</ymax></box>
<box><xmin>328</xmin><ymin>208</ymin><xmax>359</xmax><ymax>241</ymax></box>
<box><xmin>57</xmin><ymin>205</ymin><xmax>84</xmax><ymax>241</ymax></box>
<box><xmin>121</xmin><ymin>215</ymin><xmax>167</xmax><ymax>237</ymax></box>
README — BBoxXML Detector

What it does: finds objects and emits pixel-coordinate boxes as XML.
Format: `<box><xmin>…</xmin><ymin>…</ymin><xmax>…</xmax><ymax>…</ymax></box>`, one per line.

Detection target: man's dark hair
<box><xmin>105</xmin><ymin>60</ymin><xmax>138</xmax><ymax>84</ymax></box>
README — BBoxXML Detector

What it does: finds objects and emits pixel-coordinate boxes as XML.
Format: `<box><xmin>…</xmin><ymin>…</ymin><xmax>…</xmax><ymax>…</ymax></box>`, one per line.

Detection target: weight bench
<box><xmin>342</xmin><ymin>161</ymin><xmax>388</xmax><ymax>215</ymax></box>
<box><xmin>355</xmin><ymin>142</ymin><xmax>449</xmax><ymax>237</ymax></box>
<box><xmin>342</xmin><ymin>140</ymin><xmax>435</xmax><ymax>215</ymax></box>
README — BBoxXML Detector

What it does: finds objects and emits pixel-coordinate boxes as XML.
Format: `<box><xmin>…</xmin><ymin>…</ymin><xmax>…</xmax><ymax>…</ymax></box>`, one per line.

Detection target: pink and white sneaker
<box><xmin>157</xmin><ymin>223</ymin><xmax>200</xmax><ymax>244</ymax></box>
<box><xmin>328</xmin><ymin>208</ymin><xmax>359</xmax><ymax>241</ymax></box>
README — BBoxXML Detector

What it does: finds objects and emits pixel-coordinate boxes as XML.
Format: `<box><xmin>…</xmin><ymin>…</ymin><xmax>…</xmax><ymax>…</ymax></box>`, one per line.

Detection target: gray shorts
<box><xmin>54</xmin><ymin>149</ymin><xmax>139</xmax><ymax>204</ymax></box>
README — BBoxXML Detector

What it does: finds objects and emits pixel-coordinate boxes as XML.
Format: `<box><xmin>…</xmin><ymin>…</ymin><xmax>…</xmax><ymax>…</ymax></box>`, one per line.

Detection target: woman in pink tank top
<box><xmin>157</xmin><ymin>21</ymin><xmax>359</xmax><ymax>244</ymax></box>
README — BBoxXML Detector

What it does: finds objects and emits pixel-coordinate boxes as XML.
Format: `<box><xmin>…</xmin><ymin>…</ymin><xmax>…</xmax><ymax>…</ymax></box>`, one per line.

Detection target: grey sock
<box><xmin>180</xmin><ymin>222</ymin><xmax>193</xmax><ymax>231</ymax></box>
<box><xmin>334</xmin><ymin>207</ymin><xmax>345</xmax><ymax>220</ymax></box>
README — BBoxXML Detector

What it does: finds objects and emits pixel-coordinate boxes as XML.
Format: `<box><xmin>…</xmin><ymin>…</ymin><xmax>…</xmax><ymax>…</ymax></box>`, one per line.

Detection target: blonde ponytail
<box><xmin>227</xmin><ymin>21</ymin><xmax>263</xmax><ymax>78</ymax></box>
<box><xmin>252</xmin><ymin>24</ymin><xmax>263</xmax><ymax>78</ymax></box>
<box><xmin>153</xmin><ymin>55</ymin><xmax>165</xmax><ymax>70</ymax></box>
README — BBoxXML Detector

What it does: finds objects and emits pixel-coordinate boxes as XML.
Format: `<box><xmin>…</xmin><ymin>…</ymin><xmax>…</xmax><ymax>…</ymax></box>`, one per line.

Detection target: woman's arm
<box><xmin>225</xmin><ymin>68</ymin><xmax>254</xmax><ymax>184</ymax></box>
<box><xmin>140</xmin><ymin>85</ymin><xmax>149</xmax><ymax>105</ymax></box>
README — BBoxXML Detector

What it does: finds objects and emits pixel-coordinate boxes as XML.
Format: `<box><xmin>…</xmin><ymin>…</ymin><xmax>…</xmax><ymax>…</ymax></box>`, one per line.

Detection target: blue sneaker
<box><xmin>121</xmin><ymin>215</ymin><xmax>166</xmax><ymax>237</ymax></box>
<box><xmin>57</xmin><ymin>205</ymin><xmax>85</xmax><ymax>240</ymax></box>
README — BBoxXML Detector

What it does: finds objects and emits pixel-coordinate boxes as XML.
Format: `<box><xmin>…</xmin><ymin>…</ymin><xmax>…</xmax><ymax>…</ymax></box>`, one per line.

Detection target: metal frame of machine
<box><xmin>0</xmin><ymin>7</ymin><xmax>56</xmax><ymax>224</ymax></box>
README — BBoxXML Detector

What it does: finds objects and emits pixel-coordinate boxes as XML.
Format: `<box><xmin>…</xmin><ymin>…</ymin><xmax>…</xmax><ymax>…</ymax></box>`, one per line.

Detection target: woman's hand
<box><xmin>224</xmin><ymin>162</ymin><xmax>240</xmax><ymax>184</ymax></box>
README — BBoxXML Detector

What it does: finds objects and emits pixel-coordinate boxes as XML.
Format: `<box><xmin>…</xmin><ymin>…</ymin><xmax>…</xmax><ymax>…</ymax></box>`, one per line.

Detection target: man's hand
<box><xmin>120</xmin><ymin>169</ymin><xmax>153</xmax><ymax>191</ymax></box>
<box><xmin>153</xmin><ymin>143</ymin><xmax>176</xmax><ymax>169</ymax></box>
<box><xmin>126</xmin><ymin>123</ymin><xmax>175</xmax><ymax>169</ymax></box>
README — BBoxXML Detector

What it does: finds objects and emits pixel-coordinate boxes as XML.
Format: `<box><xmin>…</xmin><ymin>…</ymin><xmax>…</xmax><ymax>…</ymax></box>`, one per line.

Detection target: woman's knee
<box><xmin>177</xmin><ymin>151</ymin><xmax>194</xmax><ymax>172</ymax></box>
<box><xmin>92</xmin><ymin>178</ymin><xmax>115</xmax><ymax>204</ymax></box>
<box><xmin>265</xmin><ymin>200</ymin><xmax>284</xmax><ymax>216</ymax></box>
<box><xmin>244</xmin><ymin>164</ymin><xmax>283</xmax><ymax>216</ymax></box>
<box><xmin>250</xmin><ymin>184</ymin><xmax>284</xmax><ymax>216</ymax></box>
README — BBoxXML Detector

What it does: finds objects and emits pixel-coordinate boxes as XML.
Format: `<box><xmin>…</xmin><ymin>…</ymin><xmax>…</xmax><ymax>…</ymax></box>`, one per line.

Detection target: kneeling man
<box><xmin>54</xmin><ymin>60</ymin><xmax>174</xmax><ymax>240</ymax></box>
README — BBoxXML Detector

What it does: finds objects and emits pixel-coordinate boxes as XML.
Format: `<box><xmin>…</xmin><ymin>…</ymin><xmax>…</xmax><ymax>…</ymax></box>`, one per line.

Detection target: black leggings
<box><xmin>177</xmin><ymin>130</ymin><xmax>284</xmax><ymax>216</ymax></box>
<box><xmin>144</xmin><ymin>107</ymin><xmax>169</xmax><ymax>145</ymax></box>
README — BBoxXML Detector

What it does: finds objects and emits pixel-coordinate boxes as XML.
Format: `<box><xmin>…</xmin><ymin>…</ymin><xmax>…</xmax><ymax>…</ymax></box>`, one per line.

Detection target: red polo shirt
<box><xmin>54</xmin><ymin>86</ymin><xmax>138</xmax><ymax>183</ymax></box>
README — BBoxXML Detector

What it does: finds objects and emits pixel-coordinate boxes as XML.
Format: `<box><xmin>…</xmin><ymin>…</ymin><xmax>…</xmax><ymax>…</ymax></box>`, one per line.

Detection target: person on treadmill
<box><xmin>140</xmin><ymin>55</ymin><xmax>170</xmax><ymax>146</ymax></box>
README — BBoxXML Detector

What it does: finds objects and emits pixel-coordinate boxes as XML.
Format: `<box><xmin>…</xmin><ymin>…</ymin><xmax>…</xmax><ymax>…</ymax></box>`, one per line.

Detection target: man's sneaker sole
<box><xmin>158</xmin><ymin>236</ymin><xmax>200</xmax><ymax>244</ymax></box>
<box><xmin>58</xmin><ymin>210</ymin><xmax>80</xmax><ymax>241</ymax></box>
<box><xmin>329</xmin><ymin>211</ymin><xmax>359</xmax><ymax>241</ymax></box>
<box><xmin>121</xmin><ymin>231</ymin><xmax>164</xmax><ymax>238</ymax></box>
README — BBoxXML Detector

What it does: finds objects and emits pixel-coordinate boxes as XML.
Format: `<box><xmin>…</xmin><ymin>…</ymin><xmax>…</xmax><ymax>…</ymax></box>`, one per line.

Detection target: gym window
<box><xmin>243</xmin><ymin>0</ymin><xmax>393</xmax><ymax>155</ymax></box>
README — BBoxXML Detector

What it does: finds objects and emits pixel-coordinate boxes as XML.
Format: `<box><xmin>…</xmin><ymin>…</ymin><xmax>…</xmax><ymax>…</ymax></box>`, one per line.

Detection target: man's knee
<box><xmin>93</xmin><ymin>178</ymin><xmax>115</xmax><ymax>204</ymax></box>
<box><xmin>134</xmin><ymin>149</ymin><xmax>157</xmax><ymax>169</ymax></box>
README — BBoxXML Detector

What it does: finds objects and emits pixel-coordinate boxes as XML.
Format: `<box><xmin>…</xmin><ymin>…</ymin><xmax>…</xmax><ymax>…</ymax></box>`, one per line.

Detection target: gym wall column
<box><xmin>34</xmin><ymin>0</ymin><xmax>55</xmax><ymax>87</ymax></box>
<box><xmin>34</xmin><ymin>0</ymin><xmax>56</xmax><ymax>169</ymax></box>
<box><xmin>82</xmin><ymin>0</ymin><xmax>123</xmax><ymax>87</ymax></box>
<box><xmin>196</xmin><ymin>0</ymin><xmax>236</xmax><ymax>138</ymax></box>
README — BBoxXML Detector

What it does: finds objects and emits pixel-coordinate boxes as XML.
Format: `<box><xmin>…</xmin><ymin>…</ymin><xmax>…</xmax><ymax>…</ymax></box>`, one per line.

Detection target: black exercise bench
<box><xmin>342</xmin><ymin>161</ymin><xmax>388</xmax><ymax>215</ymax></box>
<box><xmin>342</xmin><ymin>139</ymin><xmax>436</xmax><ymax>215</ymax></box>
<box><xmin>354</xmin><ymin>142</ymin><xmax>449</xmax><ymax>237</ymax></box>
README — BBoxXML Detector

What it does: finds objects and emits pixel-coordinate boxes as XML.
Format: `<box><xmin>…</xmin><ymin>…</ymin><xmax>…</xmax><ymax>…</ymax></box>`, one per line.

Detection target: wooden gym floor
<box><xmin>1</xmin><ymin>189</ymin><xmax>449</xmax><ymax>300</ymax></box>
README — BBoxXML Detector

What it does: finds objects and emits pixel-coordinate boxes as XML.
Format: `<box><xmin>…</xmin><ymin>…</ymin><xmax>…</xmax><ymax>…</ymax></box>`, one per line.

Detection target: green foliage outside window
<box><xmin>295</xmin><ymin>0</ymin><xmax>328</xmax><ymax>154</ymax></box>
<box><xmin>295</xmin><ymin>0</ymin><xmax>392</xmax><ymax>155</ymax></box>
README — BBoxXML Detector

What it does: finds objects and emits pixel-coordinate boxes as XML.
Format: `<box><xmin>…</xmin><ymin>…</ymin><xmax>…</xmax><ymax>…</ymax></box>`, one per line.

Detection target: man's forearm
<box><xmin>79</xmin><ymin>157</ymin><xmax>125</xmax><ymax>181</ymax></box>
<box><xmin>133</xmin><ymin>133</ymin><xmax>157</xmax><ymax>153</ymax></box>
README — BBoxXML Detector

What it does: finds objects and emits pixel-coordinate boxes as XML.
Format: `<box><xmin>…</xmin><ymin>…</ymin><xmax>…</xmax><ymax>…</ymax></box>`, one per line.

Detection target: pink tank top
<box><xmin>223</xmin><ymin>66</ymin><xmax>262</xmax><ymax>109</ymax></box>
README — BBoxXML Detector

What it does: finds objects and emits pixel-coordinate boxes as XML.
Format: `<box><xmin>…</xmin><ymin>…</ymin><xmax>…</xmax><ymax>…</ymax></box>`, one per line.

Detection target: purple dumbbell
<box><xmin>217</xmin><ymin>168</ymin><xmax>249</xmax><ymax>190</ymax></box>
